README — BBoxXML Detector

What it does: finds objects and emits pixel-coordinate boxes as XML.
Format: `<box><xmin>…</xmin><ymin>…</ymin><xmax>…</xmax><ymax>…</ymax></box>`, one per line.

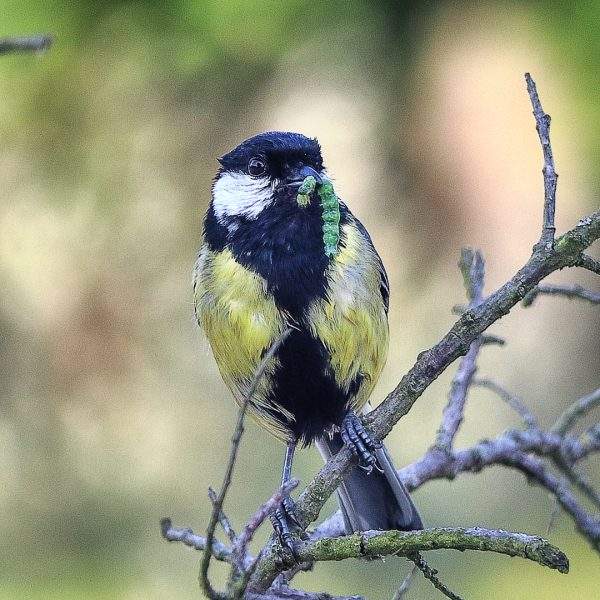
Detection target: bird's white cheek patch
<box><xmin>212</xmin><ymin>172</ymin><xmax>273</xmax><ymax>222</ymax></box>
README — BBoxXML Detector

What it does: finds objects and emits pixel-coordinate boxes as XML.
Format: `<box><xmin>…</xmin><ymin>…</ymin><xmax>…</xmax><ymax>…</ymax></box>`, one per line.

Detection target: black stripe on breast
<box><xmin>265</xmin><ymin>328</ymin><xmax>349</xmax><ymax>445</ymax></box>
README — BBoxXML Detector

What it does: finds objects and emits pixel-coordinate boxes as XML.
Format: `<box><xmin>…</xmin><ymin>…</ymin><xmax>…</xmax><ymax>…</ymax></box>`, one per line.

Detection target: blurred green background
<box><xmin>1</xmin><ymin>1</ymin><xmax>599</xmax><ymax>598</ymax></box>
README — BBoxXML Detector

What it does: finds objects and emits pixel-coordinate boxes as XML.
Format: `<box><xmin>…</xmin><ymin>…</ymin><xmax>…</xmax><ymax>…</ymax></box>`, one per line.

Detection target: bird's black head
<box><xmin>211</xmin><ymin>131</ymin><xmax>325</xmax><ymax>222</ymax></box>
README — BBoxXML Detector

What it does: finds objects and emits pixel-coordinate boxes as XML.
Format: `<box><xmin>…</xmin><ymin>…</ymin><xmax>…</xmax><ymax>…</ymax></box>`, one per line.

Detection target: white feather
<box><xmin>212</xmin><ymin>172</ymin><xmax>273</xmax><ymax>221</ymax></box>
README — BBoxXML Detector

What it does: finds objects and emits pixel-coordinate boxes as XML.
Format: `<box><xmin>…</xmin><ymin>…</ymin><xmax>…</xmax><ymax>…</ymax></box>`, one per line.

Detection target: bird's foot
<box><xmin>341</xmin><ymin>411</ymin><xmax>383</xmax><ymax>474</ymax></box>
<box><xmin>270</xmin><ymin>495</ymin><xmax>301</xmax><ymax>557</ymax></box>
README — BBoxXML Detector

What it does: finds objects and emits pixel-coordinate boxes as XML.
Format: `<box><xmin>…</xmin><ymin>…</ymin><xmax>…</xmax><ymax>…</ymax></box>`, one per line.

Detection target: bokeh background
<box><xmin>1</xmin><ymin>2</ymin><xmax>598</xmax><ymax>599</ymax></box>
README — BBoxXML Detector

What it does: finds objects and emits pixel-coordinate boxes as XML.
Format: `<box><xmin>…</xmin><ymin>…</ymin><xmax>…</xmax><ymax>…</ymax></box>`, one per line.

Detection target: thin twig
<box><xmin>160</xmin><ymin>518</ymin><xmax>250</xmax><ymax>566</ymax></box>
<box><xmin>480</xmin><ymin>334</ymin><xmax>506</xmax><ymax>346</ymax></box>
<box><xmin>546</xmin><ymin>496</ymin><xmax>561</xmax><ymax>535</ymax></box>
<box><xmin>247</xmin><ymin>590</ymin><xmax>363</xmax><ymax>600</ymax></box>
<box><xmin>435</xmin><ymin>340</ymin><xmax>481</xmax><ymax>452</ymax></box>
<box><xmin>472</xmin><ymin>378</ymin><xmax>538</xmax><ymax>429</ymax></box>
<box><xmin>522</xmin><ymin>284</ymin><xmax>600</xmax><ymax>306</ymax></box>
<box><xmin>551</xmin><ymin>388</ymin><xmax>600</xmax><ymax>435</ymax></box>
<box><xmin>0</xmin><ymin>35</ymin><xmax>52</xmax><ymax>54</ymax></box>
<box><xmin>436</xmin><ymin>249</ymin><xmax>485</xmax><ymax>447</ymax></box>
<box><xmin>501</xmin><ymin>453</ymin><xmax>600</xmax><ymax>551</ymax></box>
<box><xmin>577</xmin><ymin>424</ymin><xmax>600</xmax><ymax>461</ymax></box>
<box><xmin>231</xmin><ymin>479</ymin><xmax>300</xmax><ymax>600</ymax></box>
<box><xmin>525</xmin><ymin>73</ymin><xmax>557</xmax><ymax>248</ymax></box>
<box><xmin>208</xmin><ymin>487</ymin><xmax>238</xmax><ymax>543</ymax></box>
<box><xmin>435</xmin><ymin>250</ymin><xmax>485</xmax><ymax>452</ymax></box>
<box><xmin>234</xmin><ymin>479</ymin><xmax>299</xmax><ymax>564</ymax></box>
<box><xmin>392</xmin><ymin>563</ymin><xmax>418</xmax><ymax>600</ymax></box>
<box><xmin>409</xmin><ymin>553</ymin><xmax>464</xmax><ymax>600</ymax></box>
<box><xmin>200</xmin><ymin>327</ymin><xmax>293</xmax><ymax>599</ymax></box>
<box><xmin>231</xmin><ymin>479</ymin><xmax>299</xmax><ymax>599</ymax></box>
<box><xmin>552</xmin><ymin>457</ymin><xmax>600</xmax><ymax>510</ymax></box>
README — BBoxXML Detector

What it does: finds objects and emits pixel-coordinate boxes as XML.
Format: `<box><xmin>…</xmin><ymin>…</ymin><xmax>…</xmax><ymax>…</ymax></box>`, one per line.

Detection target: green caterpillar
<box><xmin>296</xmin><ymin>175</ymin><xmax>316</xmax><ymax>207</ymax></box>
<box><xmin>317</xmin><ymin>180</ymin><xmax>340</xmax><ymax>257</ymax></box>
<box><xmin>296</xmin><ymin>175</ymin><xmax>340</xmax><ymax>257</ymax></box>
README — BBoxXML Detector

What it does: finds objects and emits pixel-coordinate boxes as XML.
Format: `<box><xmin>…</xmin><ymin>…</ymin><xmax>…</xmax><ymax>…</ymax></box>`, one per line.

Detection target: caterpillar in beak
<box><xmin>296</xmin><ymin>176</ymin><xmax>340</xmax><ymax>257</ymax></box>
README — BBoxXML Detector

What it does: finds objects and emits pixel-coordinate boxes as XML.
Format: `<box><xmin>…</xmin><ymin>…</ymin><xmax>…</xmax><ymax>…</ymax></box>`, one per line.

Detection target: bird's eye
<box><xmin>248</xmin><ymin>157</ymin><xmax>266</xmax><ymax>177</ymax></box>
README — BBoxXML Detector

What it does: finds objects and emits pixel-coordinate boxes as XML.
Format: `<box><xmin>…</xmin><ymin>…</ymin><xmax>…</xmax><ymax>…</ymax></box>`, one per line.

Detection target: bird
<box><xmin>193</xmin><ymin>131</ymin><xmax>422</xmax><ymax>550</ymax></box>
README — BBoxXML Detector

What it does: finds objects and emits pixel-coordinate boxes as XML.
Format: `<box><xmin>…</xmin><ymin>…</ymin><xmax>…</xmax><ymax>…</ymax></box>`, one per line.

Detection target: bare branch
<box><xmin>208</xmin><ymin>487</ymin><xmax>238</xmax><ymax>543</ymax></box>
<box><xmin>459</xmin><ymin>248</ymin><xmax>486</xmax><ymax>303</ymax></box>
<box><xmin>436</xmin><ymin>249</ymin><xmax>485</xmax><ymax>452</ymax></box>
<box><xmin>480</xmin><ymin>334</ymin><xmax>506</xmax><ymax>346</ymax></box>
<box><xmin>400</xmin><ymin>440</ymin><xmax>600</xmax><ymax>551</ymax></box>
<box><xmin>161</xmin><ymin>519</ymin><xmax>361</xmax><ymax>600</ymax></box>
<box><xmin>552</xmin><ymin>457</ymin><xmax>600</xmax><ymax>511</ymax></box>
<box><xmin>576</xmin><ymin>424</ymin><xmax>600</xmax><ymax>461</ymax></box>
<box><xmin>160</xmin><ymin>518</ymin><xmax>248</xmax><ymax>567</ymax></box>
<box><xmin>525</xmin><ymin>73</ymin><xmax>557</xmax><ymax>248</ymax></box>
<box><xmin>501</xmin><ymin>453</ymin><xmax>600</xmax><ymax>550</ymax></box>
<box><xmin>408</xmin><ymin>553</ymin><xmax>464</xmax><ymax>600</ymax></box>
<box><xmin>200</xmin><ymin>327</ymin><xmax>294</xmax><ymax>599</ymax></box>
<box><xmin>435</xmin><ymin>340</ymin><xmax>481</xmax><ymax>452</ymax></box>
<box><xmin>472</xmin><ymin>378</ymin><xmax>538</xmax><ymax>429</ymax></box>
<box><xmin>551</xmin><ymin>388</ymin><xmax>600</xmax><ymax>435</ymax></box>
<box><xmin>523</xmin><ymin>284</ymin><xmax>600</xmax><ymax>306</ymax></box>
<box><xmin>0</xmin><ymin>35</ymin><xmax>52</xmax><ymax>54</ymax></box>
<box><xmin>392</xmin><ymin>563</ymin><xmax>418</xmax><ymax>600</ymax></box>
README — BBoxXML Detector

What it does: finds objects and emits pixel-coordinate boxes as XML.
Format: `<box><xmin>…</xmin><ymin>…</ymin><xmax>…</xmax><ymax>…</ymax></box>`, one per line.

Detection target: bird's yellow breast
<box><xmin>194</xmin><ymin>245</ymin><xmax>285</xmax><ymax>379</ymax></box>
<box><xmin>308</xmin><ymin>224</ymin><xmax>389</xmax><ymax>411</ymax></box>
<box><xmin>193</xmin><ymin>246</ymin><xmax>292</xmax><ymax>439</ymax></box>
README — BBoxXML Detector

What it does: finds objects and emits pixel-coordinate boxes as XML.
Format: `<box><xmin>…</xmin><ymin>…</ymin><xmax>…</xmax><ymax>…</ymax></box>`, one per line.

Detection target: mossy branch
<box><xmin>251</xmin><ymin>528</ymin><xmax>568</xmax><ymax>586</ymax></box>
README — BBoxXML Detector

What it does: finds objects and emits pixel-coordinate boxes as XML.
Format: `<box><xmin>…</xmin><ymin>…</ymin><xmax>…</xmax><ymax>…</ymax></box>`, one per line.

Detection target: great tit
<box><xmin>193</xmin><ymin>131</ymin><xmax>422</xmax><ymax>547</ymax></box>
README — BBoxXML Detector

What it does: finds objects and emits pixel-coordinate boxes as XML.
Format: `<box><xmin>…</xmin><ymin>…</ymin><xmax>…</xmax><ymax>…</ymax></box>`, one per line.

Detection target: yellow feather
<box><xmin>308</xmin><ymin>223</ymin><xmax>389</xmax><ymax>411</ymax></box>
<box><xmin>193</xmin><ymin>246</ymin><xmax>293</xmax><ymax>440</ymax></box>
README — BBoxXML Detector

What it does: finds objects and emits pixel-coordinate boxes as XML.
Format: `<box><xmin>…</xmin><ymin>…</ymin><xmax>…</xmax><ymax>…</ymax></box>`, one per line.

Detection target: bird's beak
<box><xmin>280</xmin><ymin>165</ymin><xmax>323</xmax><ymax>190</ymax></box>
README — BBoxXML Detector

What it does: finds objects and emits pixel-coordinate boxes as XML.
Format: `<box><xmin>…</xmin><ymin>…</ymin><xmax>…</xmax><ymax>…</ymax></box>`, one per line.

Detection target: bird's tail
<box><xmin>316</xmin><ymin>432</ymin><xmax>423</xmax><ymax>533</ymax></box>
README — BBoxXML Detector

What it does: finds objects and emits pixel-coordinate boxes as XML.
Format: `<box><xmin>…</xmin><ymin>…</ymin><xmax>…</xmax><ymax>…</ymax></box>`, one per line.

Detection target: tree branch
<box><xmin>435</xmin><ymin>250</ymin><xmax>485</xmax><ymax>452</ymax></box>
<box><xmin>472</xmin><ymin>378</ymin><xmax>538</xmax><ymax>429</ymax></box>
<box><xmin>577</xmin><ymin>254</ymin><xmax>600</xmax><ymax>275</ymax></box>
<box><xmin>399</xmin><ymin>438</ymin><xmax>600</xmax><ymax>551</ymax></box>
<box><xmin>551</xmin><ymin>388</ymin><xmax>600</xmax><ymax>436</ymax></box>
<box><xmin>522</xmin><ymin>284</ymin><xmax>600</xmax><ymax>306</ymax></box>
<box><xmin>408</xmin><ymin>553</ymin><xmax>464</xmax><ymax>600</ymax></box>
<box><xmin>208</xmin><ymin>487</ymin><xmax>238</xmax><ymax>543</ymax></box>
<box><xmin>161</xmin><ymin>518</ymin><xmax>249</xmax><ymax>567</ymax></box>
<box><xmin>251</xmin><ymin>527</ymin><xmax>568</xmax><ymax>586</ymax></box>
<box><xmin>0</xmin><ymin>35</ymin><xmax>52</xmax><ymax>54</ymax></box>
<box><xmin>525</xmin><ymin>72</ymin><xmax>557</xmax><ymax>248</ymax></box>
<box><xmin>392</xmin><ymin>563</ymin><xmax>418</xmax><ymax>600</ymax></box>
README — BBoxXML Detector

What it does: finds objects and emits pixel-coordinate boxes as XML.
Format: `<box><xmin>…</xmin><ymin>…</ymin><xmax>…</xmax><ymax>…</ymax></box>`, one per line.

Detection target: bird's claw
<box><xmin>341</xmin><ymin>412</ymin><xmax>383</xmax><ymax>474</ymax></box>
<box><xmin>282</xmin><ymin>495</ymin><xmax>301</xmax><ymax>527</ymax></box>
<box><xmin>270</xmin><ymin>497</ymin><xmax>301</xmax><ymax>558</ymax></box>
